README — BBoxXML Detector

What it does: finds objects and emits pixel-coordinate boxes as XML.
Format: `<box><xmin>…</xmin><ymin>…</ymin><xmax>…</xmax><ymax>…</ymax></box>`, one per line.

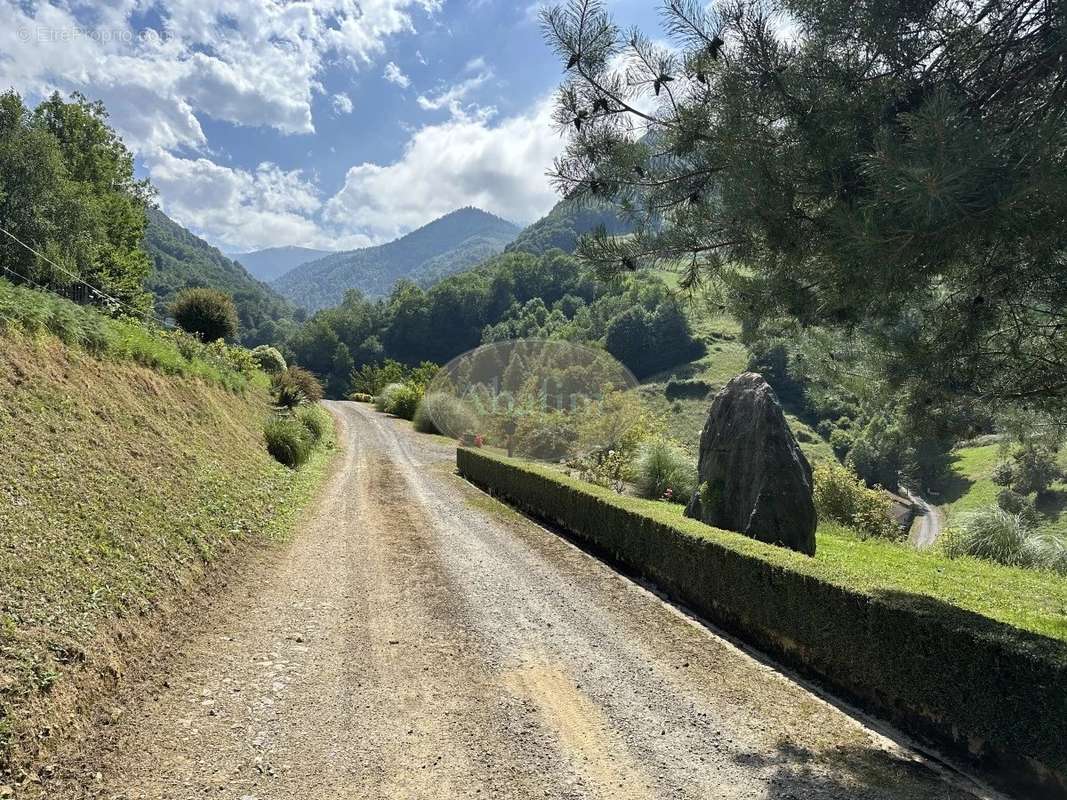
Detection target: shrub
<box><xmin>996</xmin><ymin>488</ymin><xmax>1039</xmax><ymax>524</ymax></box>
<box><xmin>414</xmin><ymin>392</ymin><xmax>478</xmax><ymax>437</ymax></box>
<box><xmin>828</xmin><ymin>427</ymin><xmax>854</xmax><ymax>459</ymax></box>
<box><xmin>375</xmin><ymin>383</ymin><xmax>404</xmax><ymax>413</ymax></box>
<box><xmin>251</xmin><ymin>345</ymin><xmax>287</xmax><ymax>375</ymax></box>
<box><xmin>664</xmin><ymin>378</ymin><xmax>711</xmax><ymax>401</ymax></box>
<box><xmin>1011</xmin><ymin>444</ymin><xmax>1061</xmax><ymax>496</ymax></box>
<box><xmin>376</xmin><ymin>382</ymin><xmax>422</xmax><ymax>420</ymax></box>
<box><xmin>1024</xmin><ymin>533</ymin><xmax>1067</xmax><ymax>576</ymax></box>
<box><xmin>813</xmin><ymin>461</ymin><xmax>901</xmax><ymax>540</ymax></box>
<box><xmin>635</xmin><ymin>438</ymin><xmax>695</xmax><ymax>503</ymax></box>
<box><xmin>264</xmin><ymin>417</ymin><xmax>312</xmax><ymax>468</ymax></box>
<box><xmin>991</xmin><ymin>460</ymin><xmax>1015</xmax><ymax>487</ymax></box>
<box><xmin>944</xmin><ymin>506</ymin><xmax>1067</xmax><ymax>575</ymax></box>
<box><xmin>576</xmin><ymin>390</ymin><xmax>663</xmax><ymax>461</ymax></box>
<box><xmin>568</xmin><ymin>449</ymin><xmax>630</xmax><ymax>491</ymax></box>
<box><xmin>386</xmin><ymin>382</ymin><xmax>423</xmax><ymax>420</ymax></box>
<box><xmin>296</xmin><ymin>405</ymin><xmax>332</xmax><ymax>445</ymax></box>
<box><xmin>273</xmin><ymin>367</ymin><xmax>323</xmax><ymax>409</ymax></box>
<box><xmin>514</xmin><ymin>412</ymin><xmax>577</xmax><ymax>460</ymax></box>
<box><xmin>170</xmin><ymin>288</ymin><xmax>239</xmax><ymax>342</ymax></box>
<box><xmin>352</xmin><ymin>359</ymin><xmax>440</xmax><ymax>396</ymax></box>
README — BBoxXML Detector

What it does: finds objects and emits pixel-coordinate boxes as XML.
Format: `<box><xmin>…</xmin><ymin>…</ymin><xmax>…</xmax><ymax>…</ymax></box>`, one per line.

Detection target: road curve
<box><xmin>906</xmin><ymin>490</ymin><xmax>944</xmax><ymax>549</ymax></box>
<box><xmin>48</xmin><ymin>401</ymin><xmax>987</xmax><ymax>800</ymax></box>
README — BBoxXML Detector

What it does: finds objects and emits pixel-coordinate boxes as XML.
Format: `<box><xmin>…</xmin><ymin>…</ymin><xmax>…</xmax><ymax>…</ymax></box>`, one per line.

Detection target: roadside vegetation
<box><xmin>0</xmin><ymin>279</ymin><xmax>261</xmax><ymax>393</ymax></box>
<box><xmin>0</xmin><ymin>310</ymin><xmax>333</xmax><ymax>777</ymax></box>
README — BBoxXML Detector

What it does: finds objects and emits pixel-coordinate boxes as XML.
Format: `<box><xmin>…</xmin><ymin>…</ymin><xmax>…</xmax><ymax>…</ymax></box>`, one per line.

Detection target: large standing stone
<box><xmin>684</xmin><ymin>372</ymin><xmax>817</xmax><ymax>555</ymax></box>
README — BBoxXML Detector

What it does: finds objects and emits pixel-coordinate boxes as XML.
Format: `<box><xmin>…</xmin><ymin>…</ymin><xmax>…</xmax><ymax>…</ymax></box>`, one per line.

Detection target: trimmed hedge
<box><xmin>457</xmin><ymin>447</ymin><xmax>1067</xmax><ymax>800</ymax></box>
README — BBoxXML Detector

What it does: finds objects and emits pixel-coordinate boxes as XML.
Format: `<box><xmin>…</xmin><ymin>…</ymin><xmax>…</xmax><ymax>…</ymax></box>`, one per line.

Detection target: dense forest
<box><xmin>505</xmin><ymin>198</ymin><xmax>631</xmax><ymax>256</ymax></box>
<box><xmin>283</xmin><ymin>248</ymin><xmax>703</xmax><ymax>397</ymax></box>
<box><xmin>144</xmin><ymin>208</ymin><xmax>299</xmax><ymax>347</ymax></box>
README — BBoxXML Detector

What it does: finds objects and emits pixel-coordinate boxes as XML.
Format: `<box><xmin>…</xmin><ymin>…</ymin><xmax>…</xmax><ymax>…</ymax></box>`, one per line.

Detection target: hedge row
<box><xmin>457</xmin><ymin>447</ymin><xmax>1067</xmax><ymax>800</ymax></box>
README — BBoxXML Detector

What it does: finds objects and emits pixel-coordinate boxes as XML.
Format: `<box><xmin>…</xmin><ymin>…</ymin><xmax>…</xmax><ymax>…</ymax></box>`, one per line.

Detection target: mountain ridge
<box><xmin>143</xmin><ymin>207</ymin><xmax>297</xmax><ymax>346</ymax></box>
<box><xmin>272</xmin><ymin>207</ymin><xmax>519</xmax><ymax>311</ymax></box>
<box><xmin>231</xmin><ymin>245</ymin><xmax>334</xmax><ymax>283</ymax></box>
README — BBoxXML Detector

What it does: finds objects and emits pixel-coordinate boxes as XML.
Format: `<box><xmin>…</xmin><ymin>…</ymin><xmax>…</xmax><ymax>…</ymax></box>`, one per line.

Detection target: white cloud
<box><xmin>332</xmin><ymin>92</ymin><xmax>354</xmax><ymax>114</ymax></box>
<box><xmin>0</xmin><ymin>0</ymin><xmax>441</xmax><ymax>152</ymax></box>
<box><xmin>148</xmin><ymin>152</ymin><xmax>372</xmax><ymax>252</ymax></box>
<box><xmin>416</xmin><ymin>70</ymin><xmax>492</xmax><ymax>112</ymax></box>
<box><xmin>323</xmin><ymin>95</ymin><xmax>563</xmax><ymax>240</ymax></box>
<box><xmin>383</xmin><ymin>61</ymin><xmax>411</xmax><ymax>88</ymax></box>
<box><xmin>0</xmin><ymin>0</ymin><xmax>568</xmax><ymax>253</ymax></box>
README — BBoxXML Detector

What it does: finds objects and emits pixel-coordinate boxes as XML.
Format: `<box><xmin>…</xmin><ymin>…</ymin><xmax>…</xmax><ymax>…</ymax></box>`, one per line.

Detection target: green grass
<box><xmin>638</xmin><ymin>277</ymin><xmax>833</xmax><ymax>465</ymax></box>
<box><xmin>0</xmin><ymin>278</ymin><xmax>265</xmax><ymax>393</ymax></box>
<box><xmin>498</xmin><ymin>453</ymin><xmax>1067</xmax><ymax>642</ymax></box>
<box><xmin>0</xmin><ymin>332</ymin><xmax>334</xmax><ymax>775</ymax></box>
<box><xmin>940</xmin><ymin>444</ymin><xmax>1067</xmax><ymax>538</ymax></box>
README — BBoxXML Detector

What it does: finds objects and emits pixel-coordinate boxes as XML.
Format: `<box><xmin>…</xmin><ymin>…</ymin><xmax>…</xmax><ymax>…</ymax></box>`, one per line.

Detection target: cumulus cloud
<box><xmin>323</xmin><ymin>95</ymin><xmax>563</xmax><ymax>241</ymax></box>
<box><xmin>0</xmin><ymin>0</ymin><xmax>568</xmax><ymax>251</ymax></box>
<box><xmin>147</xmin><ymin>152</ymin><xmax>373</xmax><ymax>252</ymax></box>
<box><xmin>383</xmin><ymin>61</ymin><xmax>411</xmax><ymax>88</ymax></box>
<box><xmin>0</xmin><ymin>0</ymin><xmax>441</xmax><ymax>151</ymax></box>
<box><xmin>416</xmin><ymin>71</ymin><xmax>492</xmax><ymax>112</ymax></box>
<box><xmin>332</xmin><ymin>93</ymin><xmax>354</xmax><ymax>114</ymax></box>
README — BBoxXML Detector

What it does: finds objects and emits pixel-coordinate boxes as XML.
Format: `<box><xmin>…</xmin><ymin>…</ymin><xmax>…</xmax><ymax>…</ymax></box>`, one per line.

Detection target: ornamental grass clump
<box><xmin>265</xmin><ymin>417</ymin><xmax>313</xmax><ymax>469</ymax></box>
<box><xmin>635</xmin><ymin>438</ymin><xmax>695</xmax><ymax>504</ymax></box>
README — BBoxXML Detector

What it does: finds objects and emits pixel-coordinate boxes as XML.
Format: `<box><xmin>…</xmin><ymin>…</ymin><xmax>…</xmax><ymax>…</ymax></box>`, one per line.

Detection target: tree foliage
<box><xmin>283</xmin><ymin>249</ymin><xmax>703</xmax><ymax>397</ymax></box>
<box><xmin>0</xmin><ymin>90</ymin><xmax>153</xmax><ymax>313</ymax></box>
<box><xmin>144</xmin><ymin>207</ymin><xmax>297</xmax><ymax>347</ymax></box>
<box><xmin>543</xmin><ymin>0</ymin><xmax>1067</xmax><ymax>414</ymax></box>
<box><xmin>170</xmin><ymin>288</ymin><xmax>239</xmax><ymax>342</ymax></box>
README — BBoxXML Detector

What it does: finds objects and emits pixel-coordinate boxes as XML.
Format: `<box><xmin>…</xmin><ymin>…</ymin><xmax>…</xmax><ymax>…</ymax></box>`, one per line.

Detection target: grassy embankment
<box><xmin>642</xmin><ymin>270</ymin><xmax>833</xmax><ymax>463</ymax></box>
<box><xmin>940</xmin><ymin>443</ymin><xmax>1067</xmax><ymax>537</ymax></box>
<box><xmin>0</xmin><ymin>280</ymin><xmax>334</xmax><ymax>778</ymax></box>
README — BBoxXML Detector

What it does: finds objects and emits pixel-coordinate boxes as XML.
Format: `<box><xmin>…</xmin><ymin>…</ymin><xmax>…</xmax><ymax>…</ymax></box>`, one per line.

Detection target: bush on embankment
<box><xmin>0</xmin><ymin>322</ymin><xmax>333</xmax><ymax>780</ymax></box>
<box><xmin>456</xmin><ymin>447</ymin><xmax>1067</xmax><ymax>799</ymax></box>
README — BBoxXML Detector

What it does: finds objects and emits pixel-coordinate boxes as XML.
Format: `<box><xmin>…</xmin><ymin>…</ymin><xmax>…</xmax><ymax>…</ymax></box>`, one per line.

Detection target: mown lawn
<box><xmin>540</xmin><ymin>460</ymin><xmax>1067</xmax><ymax>643</ymax></box>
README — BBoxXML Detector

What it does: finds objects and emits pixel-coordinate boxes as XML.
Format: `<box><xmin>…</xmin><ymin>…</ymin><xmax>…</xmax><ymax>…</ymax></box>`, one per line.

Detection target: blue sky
<box><xmin>0</xmin><ymin>0</ymin><xmax>662</xmax><ymax>253</ymax></box>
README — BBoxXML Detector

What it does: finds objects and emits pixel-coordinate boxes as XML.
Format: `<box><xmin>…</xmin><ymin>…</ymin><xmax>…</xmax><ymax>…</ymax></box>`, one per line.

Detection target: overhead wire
<box><xmin>0</xmin><ymin>222</ymin><xmax>175</xmax><ymax>329</ymax></box>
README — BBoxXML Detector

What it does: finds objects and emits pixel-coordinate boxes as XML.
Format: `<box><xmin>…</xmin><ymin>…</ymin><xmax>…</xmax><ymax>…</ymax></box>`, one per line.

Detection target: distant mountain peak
<box><xmin>272</xmin><ymin>208</ymin><xmax>520</xmax><ymax>312</ymax></box>
<box><xmin>232</xmin><ymin>245</ymin><xmax>335</xmax><ymax>283</ymax></box>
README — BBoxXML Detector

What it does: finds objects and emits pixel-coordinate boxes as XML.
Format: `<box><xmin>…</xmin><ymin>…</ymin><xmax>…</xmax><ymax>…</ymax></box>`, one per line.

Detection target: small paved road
<box><xmin>906</xmin><ymin>490</ymin><xmax>944</xmax><ymax>549</ymax></box>
<box><xmin>47</xmin><ymin>401</ymin><xmax>986</xmax><ymax>800</ymax></box>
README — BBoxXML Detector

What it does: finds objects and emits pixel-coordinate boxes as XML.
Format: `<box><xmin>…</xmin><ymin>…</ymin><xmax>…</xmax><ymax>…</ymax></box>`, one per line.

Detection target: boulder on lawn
<box><xmin>684</xmin><ymin>372</ymin><xmax>817</xmax><ymax>556</ymax></box>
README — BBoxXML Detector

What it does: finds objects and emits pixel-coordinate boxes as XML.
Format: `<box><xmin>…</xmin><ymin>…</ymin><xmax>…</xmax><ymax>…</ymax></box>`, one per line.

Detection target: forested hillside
<box><xmin>231</xmin><ymin>246</ymin><xmax>333</xmax><ymax>283</ymax></box>
<box><xmin>283</xmin><ymin>248</ymin><xmax>703</xmax><ymax>397</ymax></box>
<box><xmin>506</xmin><ymin>198</ymin><xmax>631</xmax><ymax>256</ymax></box>
<box><xmin>273</xmin><ymin>207</ymin><xmax>520</xmax><ymax>311</ymax></box>
<box><xmin>144</xmin><ymin>208</ymin><xmax>298</xmax><ymax>346</ymax></box>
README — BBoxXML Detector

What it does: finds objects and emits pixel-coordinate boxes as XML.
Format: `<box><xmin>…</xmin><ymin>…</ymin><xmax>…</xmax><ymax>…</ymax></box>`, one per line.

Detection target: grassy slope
<box><xmin>941</xmin><ymin>443</ymin><xmax>1067</xmax><ymax>536</ymax></box>
<box><xmin>640</xmin><ymin>276</ymin><xmax>833</xmax><ymax>463</ymax></box>
<box><xmin>0</xmin><ymin>332</ymin><xmax>333</xmax><ymax>773</ymax></box>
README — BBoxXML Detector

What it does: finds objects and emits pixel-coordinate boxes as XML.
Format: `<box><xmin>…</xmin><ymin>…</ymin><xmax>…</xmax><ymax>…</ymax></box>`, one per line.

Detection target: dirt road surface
<box><xmin>47</xmin><ymin>401</ymin><xmax>991</xmax><ymax>800</ymax></box>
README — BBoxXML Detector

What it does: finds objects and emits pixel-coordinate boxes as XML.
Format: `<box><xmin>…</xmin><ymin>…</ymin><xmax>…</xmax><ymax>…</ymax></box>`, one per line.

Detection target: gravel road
<box><xmin>49</xmin><ymin>401</ymin><xmax>990</xmax><ymax>800</ymax></box>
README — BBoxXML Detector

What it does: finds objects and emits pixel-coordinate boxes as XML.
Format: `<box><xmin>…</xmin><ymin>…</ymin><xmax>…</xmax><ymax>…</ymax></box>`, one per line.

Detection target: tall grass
<box><xmin>264</xmin><ymin>417</ymin><xmax>313</xmax><ymax>469</ymax></box>
<box><xmin>635</xmin><ymin>438</ymin><xmax>695</xmax><ymax>503</ymax></box>
<box><xmin>0</xmin><ymin>279</ymin><xmax>262</xmax><ymax>392</ymax></box>
<box><xmin>944</xmin><ymin>506</ymin><xmax>1067</xmax><ymax>574</ymax></box>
